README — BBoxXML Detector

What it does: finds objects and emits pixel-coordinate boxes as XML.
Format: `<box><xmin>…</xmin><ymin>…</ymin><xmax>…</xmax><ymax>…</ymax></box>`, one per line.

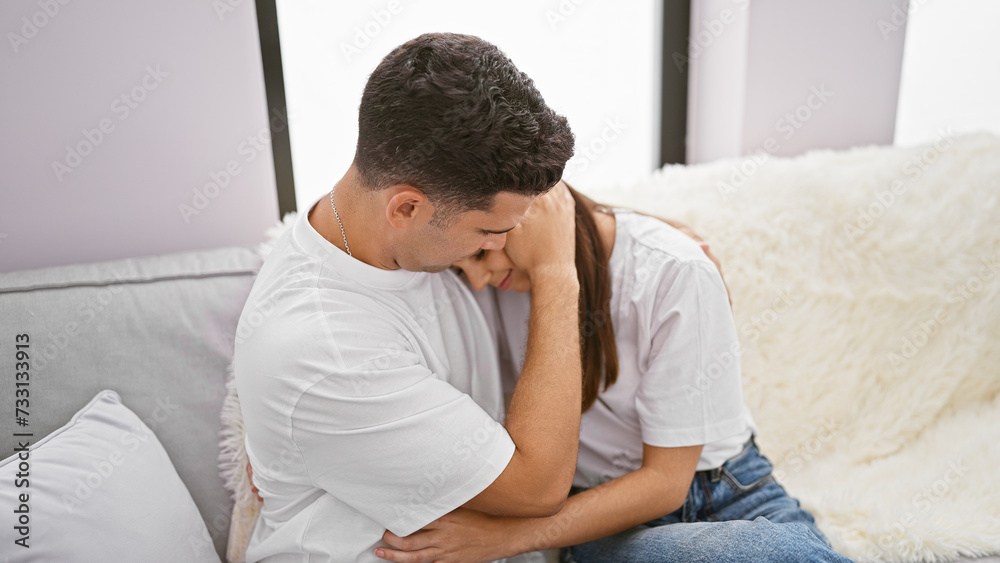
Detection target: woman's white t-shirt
<box><xmin>485</xmin><ymin>210</ymin><xmax>755</xmax><ymax>488</ymax></box>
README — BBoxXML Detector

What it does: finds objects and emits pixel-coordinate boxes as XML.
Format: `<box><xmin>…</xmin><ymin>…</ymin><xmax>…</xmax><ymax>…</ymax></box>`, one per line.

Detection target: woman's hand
<box><xmin>660</xmin><ymin>218</ymin><xmax>732</xmax><ymax>307</ymax></box>
<box><xmin>504</xmin><ymin>180</ymin><xmax>576</xmax><ymax>281</ymax></box>
<box><xmin>246</xmin><ymin>460</ymin><xmax>262</xmax><ymax>502</ymax></box>
<box><xmin>375</xmin><ymin>508</ymin><xmax>526</xmax><ymax>563</ymax></box>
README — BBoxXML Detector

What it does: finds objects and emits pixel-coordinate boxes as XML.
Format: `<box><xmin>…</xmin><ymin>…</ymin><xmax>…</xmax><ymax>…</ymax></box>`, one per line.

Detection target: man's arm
<box><xmin>376</xmin><ymin>443</ymin><xmax>702</xmax><ymax>562</ymax></box>
<box><xmin>243</xmin><ymin>185</ymin><xmax>580</xmax><ymax>524</ymax></box>
<box><xmin>462</xmin><ymin>182</ymin><xmax>582</xmax><ymax>518</ymax></box>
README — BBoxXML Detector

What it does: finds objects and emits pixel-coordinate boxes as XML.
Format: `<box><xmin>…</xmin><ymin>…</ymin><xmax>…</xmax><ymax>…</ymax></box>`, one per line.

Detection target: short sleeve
<box><xmin>636</xmin><ymin>260</ymin><xmax>747</xmax><ymax>447</ymax></box>
<box><xmin>291</xmin><ymin>348</ymin><xmax>516</xmax><ymax>537</ymax></box>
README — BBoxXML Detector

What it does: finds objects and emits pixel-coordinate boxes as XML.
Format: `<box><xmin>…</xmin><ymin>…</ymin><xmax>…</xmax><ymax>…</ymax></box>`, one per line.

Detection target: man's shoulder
<box><xmin>252</xmin><ymin>243</ymin><xmax>394</xmax><ymax>315</ymax></box>
<box><xmin>239</xmin><ymin>261</ymin><xmax>420</xmax><ymax>363</ymax></box>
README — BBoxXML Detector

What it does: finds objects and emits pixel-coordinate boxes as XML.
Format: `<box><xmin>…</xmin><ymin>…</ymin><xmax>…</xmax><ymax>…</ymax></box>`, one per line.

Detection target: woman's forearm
<box><xmin>504</xmin><ymin>457</ymin><xmax>696</xmax><ymax>554</ymax></box>
<box><xmin>376</xmin><ymin>447</ymin><xmax>702</xmax><ymax>562</ymax></box>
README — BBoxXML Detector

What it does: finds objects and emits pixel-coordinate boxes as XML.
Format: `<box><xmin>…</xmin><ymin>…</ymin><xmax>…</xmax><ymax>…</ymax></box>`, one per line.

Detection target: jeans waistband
<box><xmin>696</xmin><ymin>436</ymin><xmax>757</xmax><ymax>482</ymax></box>
<box><xmin>571</xmin><ymin>436</ymin><xmax>758</xmax><ymax>494</ymax></box>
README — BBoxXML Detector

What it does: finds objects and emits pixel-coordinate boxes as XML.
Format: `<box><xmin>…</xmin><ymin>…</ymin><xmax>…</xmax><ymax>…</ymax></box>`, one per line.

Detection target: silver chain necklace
<box><xmin>328</xmin><ymin>184</ymin><xmax>351</xmax><ymax>257</ymax></box>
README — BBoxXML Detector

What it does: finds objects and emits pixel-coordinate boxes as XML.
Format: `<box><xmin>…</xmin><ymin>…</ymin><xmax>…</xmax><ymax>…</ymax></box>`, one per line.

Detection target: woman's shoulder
<box><xmin>610</xmin><ymin>211</ymin><xmax>732</xmax><ymax>324</ymax></box>
<box><xmin>612</xmin><ymin>210</ymin><xmax>718</xmax><ymax>273</ymax></box>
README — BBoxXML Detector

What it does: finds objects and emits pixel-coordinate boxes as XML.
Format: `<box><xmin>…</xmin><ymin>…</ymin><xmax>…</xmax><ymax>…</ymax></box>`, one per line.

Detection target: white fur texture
<box><xmin>585</xmin><ymin>132</ymin><xmax>1000</xmax><ymax>561</ymax></box>
<box><xmin>218</xmin><ymin>365</ymin><xmax>259</xmax><ymax>563</ymax></box>
<box><xmin>219</xmin><ymin>213</ymin><xmax>298</xmax><ymax>562</ymax></box>
<box><xmin>220</xmin><ymin>134</ymin><xmax>1000</xmax><ymax>561</ymax></box>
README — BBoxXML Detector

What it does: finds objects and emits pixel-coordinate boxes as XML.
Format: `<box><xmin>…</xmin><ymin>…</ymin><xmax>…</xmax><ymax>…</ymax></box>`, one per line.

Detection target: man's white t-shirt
<box><xmin>485</xmin><ymin>210</ymin><xmax>755</xmax><ymax>488</ymax></box>
<box><xmin>235</xmin><ymin>208</ymin><xmax>516</xmax><ymax>562</ymax></box>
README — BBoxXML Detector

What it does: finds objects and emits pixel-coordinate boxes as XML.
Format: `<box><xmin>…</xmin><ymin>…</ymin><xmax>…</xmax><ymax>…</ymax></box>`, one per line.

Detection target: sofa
<box><xmin>1</xmin><ymin>133</ymin><xmax>998</xmax><ymax>562</ymax></box>
<box><xmin>0</xmin><ymin>247</ymin><xmax>261</xmax><ymax>560</ymax></box>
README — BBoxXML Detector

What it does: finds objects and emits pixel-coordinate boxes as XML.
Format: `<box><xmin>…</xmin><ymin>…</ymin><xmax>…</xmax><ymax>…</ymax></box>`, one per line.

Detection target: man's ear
<box><xmin>384</xmin><ymin>186</ymin><xmax>434</xmax><ymax>230</ymax></box>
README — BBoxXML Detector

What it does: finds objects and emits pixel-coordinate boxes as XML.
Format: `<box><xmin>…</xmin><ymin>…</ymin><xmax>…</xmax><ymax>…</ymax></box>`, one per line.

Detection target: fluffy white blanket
<box><xmin>221</xmin><ymin>133</ymin><xmax>1000</xmax><ymax>562</ymax></box>
<box><xmin>585</xmin><ymin>132</ymin><xmax>1000</xmax><ymax>562</ymax></box>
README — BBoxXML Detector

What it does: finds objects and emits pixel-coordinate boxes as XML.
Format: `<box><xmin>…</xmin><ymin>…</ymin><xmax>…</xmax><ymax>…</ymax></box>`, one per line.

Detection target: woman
<box><xmin>376</xmin><ymin>183</ymin><xmax>852</xmax><ymax>562</ymax></box>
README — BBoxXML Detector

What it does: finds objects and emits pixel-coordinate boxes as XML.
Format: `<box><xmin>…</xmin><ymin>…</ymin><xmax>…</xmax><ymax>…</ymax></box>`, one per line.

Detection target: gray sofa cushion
<box><xmin>0</xmin><ymin>246</ymin><xmax>262</xmax><ymax>559</ymax></box>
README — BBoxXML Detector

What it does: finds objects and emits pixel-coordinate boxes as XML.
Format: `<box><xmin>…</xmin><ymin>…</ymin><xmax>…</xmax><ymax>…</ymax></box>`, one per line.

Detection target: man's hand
<box><xmin>375</xmin><ymin>509</ymin><xmax>524</xmax><ymax>563</ymax></box>
<box><xmin>504</xmin><ymin>180</ymin><xmax>576</xmax><ymax>280</ymax></box>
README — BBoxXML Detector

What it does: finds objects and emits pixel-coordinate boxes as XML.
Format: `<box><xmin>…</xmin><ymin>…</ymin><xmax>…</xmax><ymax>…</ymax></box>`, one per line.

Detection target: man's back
<box><xmin>234</xmin><ymin>210</ymin><xmax>515</xmax><ymax>561</ymax></box>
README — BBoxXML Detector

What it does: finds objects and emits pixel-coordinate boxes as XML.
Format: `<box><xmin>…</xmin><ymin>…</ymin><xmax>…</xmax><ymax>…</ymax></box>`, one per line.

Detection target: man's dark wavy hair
<box><xmin>354</xmin><ymin>33</ymin><xmax>575</xmax><ymax>219</ymax></box>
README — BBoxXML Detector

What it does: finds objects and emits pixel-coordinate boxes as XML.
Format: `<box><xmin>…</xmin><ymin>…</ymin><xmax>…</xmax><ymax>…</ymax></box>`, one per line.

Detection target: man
<box><xmin>235</xmin><ymin>33</ymin><xmax>582</xmax><ymax>561</ymax></box>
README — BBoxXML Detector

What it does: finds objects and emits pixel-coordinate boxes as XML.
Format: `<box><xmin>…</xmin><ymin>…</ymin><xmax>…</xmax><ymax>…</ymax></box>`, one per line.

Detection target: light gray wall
<box><xmin>687</xmin><ymin>0</ymin><xmax>909</xmax><ymax>164</ymax></box>
<box><xmin>0</xmin><ymin>0</ymin><xmax>280</xmax><ymax>273</ymax></box>
<box><xmin>686</xmin><ymin>0</ymin><xmax>751</xmax><ymax>164</ymax></box>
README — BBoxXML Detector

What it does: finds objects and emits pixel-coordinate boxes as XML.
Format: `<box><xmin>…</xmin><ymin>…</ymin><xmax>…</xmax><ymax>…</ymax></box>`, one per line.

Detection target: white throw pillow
<box><xmin>0</xmin><ymin>390</ymin><xmax>221</xmax><ymax>562</ymax></box>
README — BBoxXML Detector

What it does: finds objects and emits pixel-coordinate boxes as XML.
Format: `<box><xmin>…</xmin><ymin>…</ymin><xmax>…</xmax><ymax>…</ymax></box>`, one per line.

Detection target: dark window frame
<box><xmin>660</xmin><ymin>0</ymin><xmax>691</xmax><ymax>166</ymax></box>
<box><xmin>256</xmin><ymin>0</ymin><xmax>296</xmax><ymax>216</ymax></box>
<box><xmin>255</xmin><ymin>1</ymin><xmax>692</xmax><ymax>208</ymax></box>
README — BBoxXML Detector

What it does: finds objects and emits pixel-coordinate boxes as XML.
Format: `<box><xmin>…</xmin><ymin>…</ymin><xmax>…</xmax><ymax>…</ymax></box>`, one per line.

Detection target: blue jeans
<box><xmin>567</xmin><ymin>440</ymin><xmax>853</xmax><ymax>562</ymax></box>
